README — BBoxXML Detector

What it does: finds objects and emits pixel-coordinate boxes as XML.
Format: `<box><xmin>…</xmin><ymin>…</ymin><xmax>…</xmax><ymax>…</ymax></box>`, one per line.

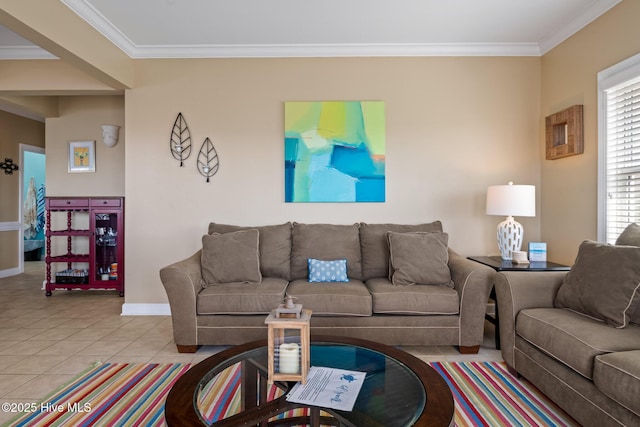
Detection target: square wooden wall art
<box><xmin>545</xmin><ymin>105</ymin><xmax>583</xmax><ymax>160</ymax></box>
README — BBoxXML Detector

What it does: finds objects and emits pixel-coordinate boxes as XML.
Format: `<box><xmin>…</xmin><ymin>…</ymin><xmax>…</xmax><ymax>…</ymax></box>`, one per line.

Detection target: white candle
<box><xmin>279</xmin><ymin>343</ymin><xmax>300</xmax><ymax>374</ymax></box>
<box><xmin>175</xmin><ymin>144</ymin><xmax>182</xmax><ymax>153</ymax></box>
<box><xmin>202</xmin><ymin>166</ymin><xmax>210</xmax><ymax>173</ymax></box>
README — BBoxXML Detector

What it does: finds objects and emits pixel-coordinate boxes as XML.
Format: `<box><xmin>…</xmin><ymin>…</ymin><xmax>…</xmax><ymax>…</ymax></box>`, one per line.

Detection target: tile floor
<box><xmin>0</xmin><ymin>261</ymin><xmax>502</xmax><ymax>425</ymax></box>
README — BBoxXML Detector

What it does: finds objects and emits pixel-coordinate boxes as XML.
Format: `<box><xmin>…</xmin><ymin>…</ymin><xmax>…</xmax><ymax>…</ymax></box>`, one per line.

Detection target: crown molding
<box><xmin>38</xmin><ymin>0</ymin><xmax>627</xmax><ymax>59</ymax></box>
<box><xmin>537</xmin><ymin>0</ymin><xmax>621</xmax><ymax>55</ymax></box>
<box><xmin>61</xmin><ymin>0</ymin><xmax>137</xmax><ymax>57</ymax></box>
<box><xmin>0</xmin><ymin>41</ymin><xmax>541</xmax><ymax>60</ymax></box>
<box><xmin>131</xmin><ymin>43</ymin><xmax>541</xmax><ymax>59</ymax></box>
<box><xmin>61</xmin><ymin>0</ymin><xmax>541</xmax><ymax>58</ymax></box>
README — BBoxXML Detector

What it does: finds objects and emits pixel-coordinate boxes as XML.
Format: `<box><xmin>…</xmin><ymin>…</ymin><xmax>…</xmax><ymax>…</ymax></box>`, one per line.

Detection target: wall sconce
<box><xmin>486</xmin><ymin>182</ymin><xmax>536</xmax><ymax>260</ymax></box>
<box><xmin>101</xmin><ymin>125</ymin><xmax>120</xmax><ymax>148</ymax></box>
<box><xmin>1</xmin><ymin>158</ymin><xmax>19</xmax><ymax>175</ymax></box>
<box><xmin>169</xmin><ymin>112</ymin><xmax>192</xmax><ymax>167</ymax></box>
<box><xmin>197</xmin><ymin>137</ymin><xmax>220</xmax><ymax>183</ymax></box>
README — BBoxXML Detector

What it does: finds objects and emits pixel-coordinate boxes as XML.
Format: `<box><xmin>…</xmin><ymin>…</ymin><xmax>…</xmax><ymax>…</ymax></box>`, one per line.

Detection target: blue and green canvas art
<box><xmin>284</xmin><ymin>101</ymin><xmax>385</xmax><ymax>202</ymax></box>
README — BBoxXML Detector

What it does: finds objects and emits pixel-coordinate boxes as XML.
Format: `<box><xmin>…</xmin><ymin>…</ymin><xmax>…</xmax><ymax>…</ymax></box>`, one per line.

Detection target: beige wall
<box><xmin>125</xmin><ymin>56</ymin><xmax>541</xmax><ymax>304</ymax></box>
<box><xmin>46</xmin><ymin>96</ymin><xmax>125</xmax><ymax>197</ymax></box>
<box><xmin>0</xmin><ymin>110</ymin><xmax>44</xmax><ymax>273</ymax></box>
<box><xmin>540</xmin><ymin>0</ymin><xmax>640</xmax><ymax>265</ymax></box>
<box><xmin>0</xmin><ymin>231</ymin><xmax>19</xmax><ymax>270</ymax></box>
<box><xmin>0</xmin><ymin>110</ymin><xmax>45</xmax><ymax>221</ymax></box>
<box><xmin>5</xmin><ymin>1</ymin><xmax>637</xmax><ymax>303</ymax></box>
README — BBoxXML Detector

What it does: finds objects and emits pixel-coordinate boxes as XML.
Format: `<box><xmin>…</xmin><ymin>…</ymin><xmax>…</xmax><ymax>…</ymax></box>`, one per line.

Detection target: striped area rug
<box><xmin>431</xmin><ymin>361</ymin><xmax>579</xmax><ymax>427</ymax></box>
<box><xmin>7</xmin><ymin>363</ymin><xmax>191</xmax><ymax>427</ymax></box>
<box><xmin>6</xmin><ymin>361</ymin><xmax>578</xmax><ymax>427</ymax></box>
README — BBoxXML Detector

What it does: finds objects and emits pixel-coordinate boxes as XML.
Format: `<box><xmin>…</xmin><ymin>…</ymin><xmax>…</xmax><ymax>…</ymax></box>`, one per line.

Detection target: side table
<box><xmin>467</xmin><ymin>256</ymin><xmax>571</xmax><ymax>350</ymax></box>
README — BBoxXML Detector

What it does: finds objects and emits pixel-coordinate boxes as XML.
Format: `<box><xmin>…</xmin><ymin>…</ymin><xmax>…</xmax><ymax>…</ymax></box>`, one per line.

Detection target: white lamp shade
<box><xmin>486</xmin><ymin>183</ymin><xmax>535</xmax><ymax>217</ymax></box>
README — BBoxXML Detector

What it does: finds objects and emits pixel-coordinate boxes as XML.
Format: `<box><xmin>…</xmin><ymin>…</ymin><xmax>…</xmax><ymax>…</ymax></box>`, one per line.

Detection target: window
<box><xmin>598</xmin><ymin>53</ymin><xmax>640</xmax><ymax>243</ymax></box>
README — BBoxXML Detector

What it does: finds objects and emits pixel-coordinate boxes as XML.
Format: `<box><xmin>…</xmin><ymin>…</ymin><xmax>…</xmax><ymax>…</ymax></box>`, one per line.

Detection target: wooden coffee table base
<box><xmin>166</xmin><ymin>335</ymin><xmax>454</xmax><ymax>427</ymax></box>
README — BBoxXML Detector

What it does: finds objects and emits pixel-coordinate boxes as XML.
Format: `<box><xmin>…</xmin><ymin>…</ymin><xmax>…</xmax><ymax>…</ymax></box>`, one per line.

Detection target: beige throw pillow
<box><xmin>616</xmin><ymin>223</ymin><xmax>640</xmax><ymax>246</ymax></box>
<box><xmin>201</xmin><ymin>229</ymin><xmax>262</xmax><ymax>286</ymax></box>
<box><xmin>290</xmin><ymin>223</ymin><xmax>362</xmax><ymax>280</ymax></box>
<box><xmin>387</xmin><ymin>231</ymin><xmax>452</xmax><ymax>287</ymax></box>
<box><xmin>208</xmin><ymin>222</ymin><xmax>292</xmax><ymax>280</ymax></box>
<box><xmin>615</xmin><ymin>224</ymin><xmax>640</xmax><ymax>325</ymax></box>
<box><xmin>359</xmin><ymin>222</ymin><xmax>444</xmax><ymax>280</ymax></box>
<box><xmin>555</xmin><ymin>240</ymin><xmax>640</xmax><ymax>328</ymax></box>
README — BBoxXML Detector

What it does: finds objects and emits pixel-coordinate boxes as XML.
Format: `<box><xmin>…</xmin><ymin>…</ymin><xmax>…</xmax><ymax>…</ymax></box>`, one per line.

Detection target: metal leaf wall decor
<box><xmin>197</xmin><ymin>137</ymin><xmax>220</xmax><ymax>183</ymax></box>
<box><xmin>169</xmin><ymin>112</ymin><xmax>192</xmax><ymax>167</ymax></box>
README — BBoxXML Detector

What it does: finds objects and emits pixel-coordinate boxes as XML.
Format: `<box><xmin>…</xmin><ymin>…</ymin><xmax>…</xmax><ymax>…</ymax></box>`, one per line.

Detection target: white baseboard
<box><xmin>121</xmin><ymin>303</ymin><xmax>171</xmax><ymax>316</ymax></box>
<box><xmin>0</xmin><ymin>267</ymin><xmax>21</xmax><ymax>279</ymax></box>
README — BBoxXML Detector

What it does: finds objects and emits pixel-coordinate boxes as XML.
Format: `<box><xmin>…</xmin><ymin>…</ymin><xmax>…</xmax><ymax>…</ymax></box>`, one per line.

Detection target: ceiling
<box><xmin>0</xmin><ymin>0</ymin><xmax>623</xmax><ymax>59</ymax></box>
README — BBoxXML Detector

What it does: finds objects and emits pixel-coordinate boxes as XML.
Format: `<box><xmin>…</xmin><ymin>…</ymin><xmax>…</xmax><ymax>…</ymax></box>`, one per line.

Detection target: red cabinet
<box><xmin>45</xmin><ymin>197</ymin><xmax>124</xmax><ymax>296</ymax></box>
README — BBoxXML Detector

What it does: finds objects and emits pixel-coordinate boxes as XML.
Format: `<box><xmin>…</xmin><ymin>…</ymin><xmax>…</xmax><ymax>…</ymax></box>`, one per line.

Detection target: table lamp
<box><xmin>486</xmin><ymin>182</ymin><xmax>535</xmax><ymax>260</ymax></box>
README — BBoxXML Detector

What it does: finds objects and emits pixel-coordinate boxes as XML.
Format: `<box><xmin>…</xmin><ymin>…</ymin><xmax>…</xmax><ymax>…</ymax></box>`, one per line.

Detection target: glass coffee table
<box><xmin>165</xmin><ymin>335</ymin><xmax>454</xmax><ymax>427</ymax></box>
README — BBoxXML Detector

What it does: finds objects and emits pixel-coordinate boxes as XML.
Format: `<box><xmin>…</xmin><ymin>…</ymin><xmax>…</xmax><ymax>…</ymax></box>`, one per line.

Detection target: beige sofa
<box><xmin>495</xmin><ymin>236</ymin><xmax>640</xmax><ymax>427</ymax></box>
<box><xmin>160</xmin><ymin>221</ymin><xmax>494</xmax><ymax>354</ymax></box>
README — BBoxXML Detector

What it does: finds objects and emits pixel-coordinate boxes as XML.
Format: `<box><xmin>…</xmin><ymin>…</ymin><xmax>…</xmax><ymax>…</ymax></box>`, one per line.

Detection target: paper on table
<box><xmin>286</xmin><ymin>366</ymin><xmax>366</xmax><ymax>412</ymax></box>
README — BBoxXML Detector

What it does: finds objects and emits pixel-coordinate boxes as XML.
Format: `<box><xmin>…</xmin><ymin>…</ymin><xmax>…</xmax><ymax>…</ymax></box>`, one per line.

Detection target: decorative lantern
<box><xmin>265</xmin><ymin>308</ymin><xmax>311</xmax><ymax>384</ymax></box>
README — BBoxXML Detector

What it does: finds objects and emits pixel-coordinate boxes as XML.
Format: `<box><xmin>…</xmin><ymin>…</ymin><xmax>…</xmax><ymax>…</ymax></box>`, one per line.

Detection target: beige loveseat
<box><xmin>496</xmin><ymin>232</ymin><xmax>640</xmax><ymax>427</ymax></box>
<box><xmin>160</xmin><ymin>221</ymin><xmax>494</xmax><ymax>354</ymax></box>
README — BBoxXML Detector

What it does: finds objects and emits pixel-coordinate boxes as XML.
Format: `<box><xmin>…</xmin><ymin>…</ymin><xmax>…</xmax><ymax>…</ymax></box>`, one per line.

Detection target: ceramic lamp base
<box><xmin>496</xmin><ymin>216</ymin><xmax>523</xmax><ymax>260</ymax></box>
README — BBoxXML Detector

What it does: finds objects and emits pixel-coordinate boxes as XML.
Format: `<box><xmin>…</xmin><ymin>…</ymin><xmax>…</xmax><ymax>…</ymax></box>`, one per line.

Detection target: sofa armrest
<box><xmin>159</xmin><ymin>250</ymin><xmax>202</xmax><ymax>348</ymax></box>
<box><xmin>448</xmin><ymin>249</ymin><xmax>495</xmax><ymax>349</ymax></box>
<box><xmin>494</xmin><ymin>270</ymin><xmax>568</xmax><ymax>368</ymax></box>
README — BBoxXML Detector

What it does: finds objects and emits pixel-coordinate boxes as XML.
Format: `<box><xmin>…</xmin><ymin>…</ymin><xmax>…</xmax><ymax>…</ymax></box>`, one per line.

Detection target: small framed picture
<box><xmin>545</xmin><ymin>105</ymin><xmax>583</xmax><ymax>160</ymax></box>
<box><xmin>529</xmin><ymin>242</ymin><xmax>548</xmax><ymax>262</ymax></box>
<box><xmin>68</xmin><ymin>141</ymin><xmax>96</xmax><ymax>173</ymax></box>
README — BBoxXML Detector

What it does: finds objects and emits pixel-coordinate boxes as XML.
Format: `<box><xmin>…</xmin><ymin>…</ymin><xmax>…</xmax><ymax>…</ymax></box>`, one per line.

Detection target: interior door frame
<box><xmin>18</xmin><ymin>143</ymin><xmax>46</xmax><ymax>275</ymax></box>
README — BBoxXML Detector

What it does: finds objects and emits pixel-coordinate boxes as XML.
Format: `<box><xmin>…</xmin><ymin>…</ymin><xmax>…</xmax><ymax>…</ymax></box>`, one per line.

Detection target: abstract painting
<box><xmin>285</xmin><ymin>101</ymin><xmax>385</xmax><ymax>202</ymax></box>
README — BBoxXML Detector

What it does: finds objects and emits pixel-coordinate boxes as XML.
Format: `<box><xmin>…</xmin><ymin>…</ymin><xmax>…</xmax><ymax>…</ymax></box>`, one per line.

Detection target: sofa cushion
<box><xmin>387</xmin><ymin>231</ymin><xmax>452</xmax><ymax>287</ymax></box>
<box><xmin>516</xmin><ymin>307</ymin><xmax>640</xmax><ymax>379</ymax></box>
<box><xmin>594</xmin><ymin>350</ymin><xmax>640</xmax><ymax>416</ymax></box>
<box><xmin>616</xmin><ymin>222</ymin><xmax>640</xmax><ymax>246</ymax></box>
<box><xmin>201</xmin><ymin>230</ymin><xmax>262</xmax><ymax>285</ymax></box>
<box><xmin>208</xmin><ymin>222</ymin><xmax>292</xmax><ymax>280</ymax></box>
<box><xmin>555</xmin><ymin>240</ymin><xmax>640</xmax><ymax>328</ymax></box>
<box><xmin>616</xmin><ymin>223</ymin><xmax>640</xmax><ymax>326</ymax></box>
<box><xmin>366</xmin><ymin>278</ymin><xmax>459</xmax><ymax>315</ymax></box>
<box><xmin>359</xmin><ymin>222</ymin><xmax>443</xmax><ymax>280</ymax></box>
<box><xmin>286</xmin><ymin>279</ymin><xmax>372</xmax><ymax>316</ymax></box>
<box><xmin>308</xmin><ymin>259</ymin><xmax>349</xmax><ymax>283</ymax></box>
<box><xmin>291</xmin><ymin>223</ymin><xmax>362</xmax><ymax>280</ymax></box>
<box><xmin>197</xmin><ymin>278</ymin><xmax>289</xmax><ymax>314</ymax></box>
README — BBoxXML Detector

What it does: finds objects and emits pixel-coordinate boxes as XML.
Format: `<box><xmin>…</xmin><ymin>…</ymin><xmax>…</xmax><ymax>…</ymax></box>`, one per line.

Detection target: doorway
<box><xmin>20</xmin><ymin>144</ymin><xmax>46</xmax><ymax>272</ymax></box>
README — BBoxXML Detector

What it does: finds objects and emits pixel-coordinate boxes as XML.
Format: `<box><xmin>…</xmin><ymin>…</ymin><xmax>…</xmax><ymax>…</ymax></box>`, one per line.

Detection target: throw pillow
<box><xmin>308</xmin><ymin>259</ymin><xmax>349</xmax><ymax>283</ymax></box>
<box><xmin>201</xmin><ymin>229</ymin><xmax>262</xmax><ymax>286</ymax></box>
<box><xmin>555</xmin><ymin>240</ymin><xmax>640</xmax><ymax>328</ymax></box>
<box><xmin>616</xmin><ymin>223</ymin><xmax>640</xmax><ymax>246</ymax></box>
<box><xmin>359</xmin><ymin>222</ymin><xmax>444</xmax><ymax>280</ymax></box>
<box><xmin>387</xmin><ymin>231</ymin><xmax>452</xmax><ymax>287</ymax></box>
<box><xmin>291</xmin><ymin>223</ymin><xmax>362</xmax><ymax>280</ymax></box>
<box><xmin>208</xmin><ymin>222</ymin><xmax>292</xmax><ymax>280</ymax></box>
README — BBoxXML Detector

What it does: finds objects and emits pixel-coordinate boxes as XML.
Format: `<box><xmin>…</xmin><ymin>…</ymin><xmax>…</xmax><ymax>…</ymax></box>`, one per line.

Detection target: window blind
<box><xmin>605</xmin><ymin>77</ymin><xmax>640</xmax><ymax>243</ymax></box>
